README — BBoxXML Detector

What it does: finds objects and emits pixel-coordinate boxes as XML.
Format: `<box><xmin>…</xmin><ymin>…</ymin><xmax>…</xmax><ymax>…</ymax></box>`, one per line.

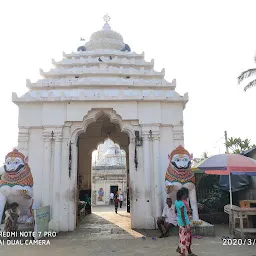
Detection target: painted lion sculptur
<box><xmin>0</xmin><ymin>149</ymin><xmax>34</xmax><ymax>225</ymax></box>
<box><xmin>165</xmin><ymin>145</ymin><xmax>199</xmax><ymax>221</ymax></box>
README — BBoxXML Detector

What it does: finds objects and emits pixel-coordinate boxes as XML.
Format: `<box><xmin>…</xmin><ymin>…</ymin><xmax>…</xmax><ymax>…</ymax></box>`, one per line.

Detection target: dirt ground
<box><xmin>0</xmin><ymin>206</ymin><xmax>255</xmax><ymax>256</ymax></box>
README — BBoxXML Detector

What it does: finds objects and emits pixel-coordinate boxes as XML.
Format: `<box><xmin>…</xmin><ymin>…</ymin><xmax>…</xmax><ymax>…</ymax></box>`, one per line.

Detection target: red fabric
<box><xmin>182</xmin><ymin>200</ymin><xmax>189</xmax><ymax>211</ymax></box>
<box><xmin>114</xmin><ymin>198</ymin><xmax>119</xmax><ymax>205</ymax></box>
<box><xmin>205</xmin><ymin>170</ymin><xmax>229</xmax><ymax>175</ymax></box>
<box><xmin>179</xmin><ymin>226</ymin><xmax>192</xmax><ymax>255</ymax></box>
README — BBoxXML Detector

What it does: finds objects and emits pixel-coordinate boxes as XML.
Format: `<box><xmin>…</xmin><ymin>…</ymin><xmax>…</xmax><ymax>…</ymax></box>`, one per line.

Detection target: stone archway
<box><xmin>69</xmin><ymin>109</ymin><xmax>136</xmax><ymax>230</ymax></box>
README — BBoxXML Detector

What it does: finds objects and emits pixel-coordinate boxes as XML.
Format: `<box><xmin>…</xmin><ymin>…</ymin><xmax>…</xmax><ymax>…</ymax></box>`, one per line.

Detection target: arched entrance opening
<box><xmin>76</xmin><ymin>113</ymin><xmax>131</xmax><ymax>226</ymax></box>
<box><xmin>91</xmin><ymin>139</ymin><xmax>127</xmax><ymax>209</ymax></box>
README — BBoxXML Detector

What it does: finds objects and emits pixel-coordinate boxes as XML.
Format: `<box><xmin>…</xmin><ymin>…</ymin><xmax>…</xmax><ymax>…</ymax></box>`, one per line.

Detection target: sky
<box><xmin>0</xmin><ymin>0</ymin><xmax>256</xmax><ymax>163</ymax></box>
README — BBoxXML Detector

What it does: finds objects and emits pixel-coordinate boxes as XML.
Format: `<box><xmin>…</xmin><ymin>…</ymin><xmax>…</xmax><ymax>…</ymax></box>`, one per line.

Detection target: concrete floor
<box><xmin>1</xmin><ymin>206</ymin><xmax>256</xmax><ymax>256</ymax></box>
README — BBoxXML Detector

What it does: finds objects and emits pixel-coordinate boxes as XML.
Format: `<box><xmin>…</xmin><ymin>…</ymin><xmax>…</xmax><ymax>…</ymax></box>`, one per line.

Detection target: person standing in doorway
<box><xmin>114</xmin><ymin>194</ymin><xmax>119</xmax><ymax>214</ymax></box>
<box><xmin>118</xmin><ymin>193</ymin><xmax>123</xmax><ymax>208</ymax></box>
<box><xmin>110</xmin><ymin>192</ymin><xmax>114</xmax><ymax>205</ymax></box>
<box><xmin>84</xmin><ymin>194</ymin><xmax>91</xmax><ymax>214</ymax></box>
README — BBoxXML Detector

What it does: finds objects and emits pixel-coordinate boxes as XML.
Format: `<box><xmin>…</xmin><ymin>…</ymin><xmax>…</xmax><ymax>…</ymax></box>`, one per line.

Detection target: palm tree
<box><xmin>238</xmin><ymin>55</ymin><xmax>256</xmax><ymax>91</ymax></box>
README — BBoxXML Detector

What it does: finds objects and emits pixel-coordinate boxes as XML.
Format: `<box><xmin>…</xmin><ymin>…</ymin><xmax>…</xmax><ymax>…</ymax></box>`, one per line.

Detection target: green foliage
<box><xmin>238</xmin><ymin>55</ymin><xmax>256</xmax><ymax>91</ymax></box>
<box><xmin>225</xmin><ymin>137</ymin><xmax>256</xmax><ymax>154</ymax></box>
<box><xmin>193</xmin><ymin>151</ymin><xmax>209</xmax><ymax>163</ymax></box>
<box><xmin>196</xmin><ymin>174</ymin><xmax>229</xmax><ymax>213</ymax></box>
<box><xmin>198</xmin><ymin>174</ymin><xmax>218</xmax><ymax>188</ymax></box>
<box><xmin>198</xmin><ymin>189</ymin><xmax>229</xmax><ymax>213</ymax></box>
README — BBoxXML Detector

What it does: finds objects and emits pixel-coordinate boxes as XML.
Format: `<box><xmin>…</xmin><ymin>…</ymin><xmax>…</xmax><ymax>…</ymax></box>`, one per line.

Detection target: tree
<box><xmin>238</xmin><ymin>55</ymin><xmax>256</xmax><ymax>91</ymax></box>
<box><xmin>225</xmin><ymin>137</ymin><xmax>256</xmax><ymax>154</ymax></box>
<box><xmin>193</xmin><ymin>151</ymin><xmax>209</xmax><ymax>163</ymax></box>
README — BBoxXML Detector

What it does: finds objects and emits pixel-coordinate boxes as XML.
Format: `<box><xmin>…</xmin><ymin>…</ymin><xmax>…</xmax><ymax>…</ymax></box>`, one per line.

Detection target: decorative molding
<box><xmin>172</xmin><ymin>124</ymin><xmax>184</xmax><ymax>141</ymax></box>
<box><xmin>70</xmin><ymin>109</ymin><xmax>135</xmax><ymax>144</ymax></box>
<box><xmin>152</xmin><ymin>135</ymin><xmax>160</xmax><ymax>141</ymax></box>
<box><xmin>53</xmin><ymin>133</ymin><xmax>63</xmax><ymax>141</ymax></box>
<box><xmin>173</xmin><ymin>133</ymin><xmax>184</xmax><ymax>140</ymax></box>
<box><xmin>40</xmin><ymin>66</ymin><xmax>164</xmax><ymax>78</ymax></box>
<box><xmin>17</xmin><ymin>128</ymin><xmax>29</xmax><ymax>155</ymax></box>
<box><xmin>18</xmin><ymin>128</ymin><xmax>29</xmax><ymax>142</ymax></box>
<box><xmin>54</xmin><ymin>57</ymin><xmax>153</xmax><ymax>67</ymax></box>
<box><xmin>26</xmin><ymin>78</ymin><xmax>174</xmax><ymax>89</ymax></box>
<box><xmin>141</xmin><ymin>134</ymin><xmax>150</xmax><ymax>140</ymax></box>
<box><xmin>63</xmin><ymin>50</ymin><xmax>144</xmax><ymax>59</ymax></box>
<box><xmin>160</xmin><ymin>124</ymin><xmax>173</xmax><ymax>127</ymax></box>
<box><xmin>141</xmin><ymin>123</ymin><xmax>161</xmax><ymax>127</ymax></box>
<box><xmin>17</xmin><ymin>128</ymin><xmax>29</xmax><ymax>156</ymax></box>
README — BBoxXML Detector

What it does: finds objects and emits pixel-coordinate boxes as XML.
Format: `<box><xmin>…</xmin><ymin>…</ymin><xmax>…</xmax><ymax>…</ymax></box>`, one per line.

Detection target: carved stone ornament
<box><xmin>173</xmin><ymin>133</ymin><xmax>184</xmax><ymax>140</ymax></box>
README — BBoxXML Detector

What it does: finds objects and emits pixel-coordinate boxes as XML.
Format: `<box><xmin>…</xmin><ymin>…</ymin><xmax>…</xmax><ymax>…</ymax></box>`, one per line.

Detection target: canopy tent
<box><xmin>192</xmin><ymin>158</ymin><xmax>251</xmax><ymax>192</ymax></box>
<box><xmin>198</xmin><ymin>154</ymin><xmax>256</xmax><ymax>208</ymax></box>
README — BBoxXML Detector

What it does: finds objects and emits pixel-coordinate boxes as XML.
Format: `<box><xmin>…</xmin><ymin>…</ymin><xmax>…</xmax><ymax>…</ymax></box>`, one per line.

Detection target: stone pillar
<box><xmin>104</xmin><ymin>179</ymin><xmax>106</xmax><ymax>204</ymax></box>
<box><xmin>49</xmin><ymin>130</ymin><xmax>62</xmax><ymax>232</ymax></box>
<box><xmin>142</xmin><ymin>133</ymin><xmax>151</xmax><ymax>201</ymax></box>
<box><xmin>59</xmin><ymin>123</ymin><xmax>71</xmax><ymax>231</ymax></box>
<box><xmin>68</xmin><ymin>141</ymin><xmax>77</xmax><ymax>231</ymax></box>
<box><xmin>42</xmin><ymin>130</ymin><xmax>52</xmax><ymax>206</ymax></box>
<box><xmin>88</xmin><ymin>155</ymin><xmax>92</xmax><ymax>190</ymax></box>
<box><xmin>173</xmin><ymin>125</ymin><xmax>184</xmax><ymax>147</ymax></box>
<box><xmin>141</xmin><ymin>132</ymin><xmax>155</xmax><ymax>228</ymax></box>
<box><xmin>17</xmin><ymin>128</ymin><xmax>30</xmax><ymax>156</ymax></box>
<box><xmin>128</xmin><ymin>138</ymin><xmax>136</xmax><ymax>226</ymax></box>
<box><xmin>152</xmin><ymin>134</ymin><xmax>162</xmax><ymax>218</ymax></box>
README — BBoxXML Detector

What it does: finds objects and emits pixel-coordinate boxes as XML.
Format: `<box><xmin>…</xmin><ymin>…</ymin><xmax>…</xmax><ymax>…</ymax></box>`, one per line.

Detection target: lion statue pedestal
<box><xmin>0</xmin><ymin>149</ymin><xmax>34</xmax><ymax>228</ymax></box>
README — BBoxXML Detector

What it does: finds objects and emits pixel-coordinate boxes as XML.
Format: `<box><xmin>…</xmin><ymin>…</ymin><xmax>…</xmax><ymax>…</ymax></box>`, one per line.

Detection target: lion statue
<box><xmin>165</xmin><ymin>145</ymin><xmax>199</xmax><ymax>221</ymax></box>
<box><xmin>0</xmin><ymin>149</ymin><xmax>34</xmax><ymax>225</ymax></box>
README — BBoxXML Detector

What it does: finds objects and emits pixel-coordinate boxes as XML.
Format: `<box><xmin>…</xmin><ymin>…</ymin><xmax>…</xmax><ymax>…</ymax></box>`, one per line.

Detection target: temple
<box><xmin>11</xmin><ymin>15</ymin><xmax>188</xmax><ymax>231</ymax></box>
<box><xmin>90</xmin><ymin>139</ymin><xmax>127</xmax><ymax>206</ymax></box>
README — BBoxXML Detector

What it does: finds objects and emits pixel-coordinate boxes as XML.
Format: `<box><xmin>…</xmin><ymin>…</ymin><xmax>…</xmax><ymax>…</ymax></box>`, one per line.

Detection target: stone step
<box><xmin>168</xmin><ymin>221</ymin><xmax>215</xmax><ymax>237</ymax></box>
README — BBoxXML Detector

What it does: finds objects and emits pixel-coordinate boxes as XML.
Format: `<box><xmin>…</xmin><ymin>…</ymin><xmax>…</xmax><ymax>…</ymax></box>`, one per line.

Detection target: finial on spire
<box><xmin>102</xmin><ymin>14</ymin><xmax>111</xmax><ymax>31</ymax></box>
<box><xmin>103</xmin><ymin>14</ymin><xmax>111</xmax><ymax>23</ymax></box>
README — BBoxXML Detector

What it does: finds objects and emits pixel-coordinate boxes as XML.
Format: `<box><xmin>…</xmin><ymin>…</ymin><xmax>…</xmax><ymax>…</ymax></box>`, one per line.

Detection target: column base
<box><xmin>48</xmin><ymin>219</ymin><xmax>60</xmax><ymax>233</ymax></box>
<box><xmin>131</xmin><ymin>214</ymin><xmax>155</xmax><ymax>229</ymax></box>
<box><xmin>144</xmin><ymin>216</ymin><xmax>156</xmax><ymax>229</ymax></box>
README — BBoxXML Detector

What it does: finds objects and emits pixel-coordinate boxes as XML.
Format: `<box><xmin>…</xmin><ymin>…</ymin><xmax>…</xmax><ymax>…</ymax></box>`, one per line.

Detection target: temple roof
<box><xmin>12</xmin><ymin>15</ymin><xmax>188</xmax><ymax>106</ymax></box>
<box><xmin>93</xmin><ymin>143</ymin><xmax>126</xmax><ymax>169</ymax></box>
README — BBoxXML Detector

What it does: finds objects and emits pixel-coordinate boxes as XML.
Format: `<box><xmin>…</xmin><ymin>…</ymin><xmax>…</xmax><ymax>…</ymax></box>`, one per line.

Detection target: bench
<box><xmin>230</xmin><ymin>207</ymin><xmax>256</xmax><ymax>238</ymax></box>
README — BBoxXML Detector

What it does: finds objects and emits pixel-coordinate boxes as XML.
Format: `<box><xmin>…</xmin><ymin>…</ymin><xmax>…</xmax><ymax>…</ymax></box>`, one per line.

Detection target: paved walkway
<box><xmin>1</xmin><ymin>206</ymin><xmax>256</xmax><ymax>256</ymax></box>
<box><xmin>55</xmin><ymin>205</ymin><xmax>140</xmax><ymax>240</ymax></box>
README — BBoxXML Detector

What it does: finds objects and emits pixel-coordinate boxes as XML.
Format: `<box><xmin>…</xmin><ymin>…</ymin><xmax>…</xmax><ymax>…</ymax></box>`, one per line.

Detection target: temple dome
<box><xmin>105</xmin><ymin>144</ymin><xmax>120</xmax><ymax>157</ymax></box>
<box><xmin>94</xmin><ymin>147</ymin><xmax>125</xmax><ymax>168</ymax></box>
<box><xmin>85</xmin><ymin>20</ymin><xmax>125</xmax><ymax>51</ymax></box>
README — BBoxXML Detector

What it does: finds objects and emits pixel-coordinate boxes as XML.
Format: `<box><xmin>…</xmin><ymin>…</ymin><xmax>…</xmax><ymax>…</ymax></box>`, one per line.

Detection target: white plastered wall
<box><xmin>16</xmin><ymin>99</ymin><xmax>185</xmax><ymax>231</ymax></box>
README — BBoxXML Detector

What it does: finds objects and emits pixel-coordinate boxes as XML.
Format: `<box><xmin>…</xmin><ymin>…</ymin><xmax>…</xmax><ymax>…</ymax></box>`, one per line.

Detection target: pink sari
<box><xmin>179</xmin><ymin>200</ymin><xmax>192</xmax><ymax>255</ymax></box>
<box><xmin>182</xmin><ymin>200</ymin><xmax>190</xmax><ymax>212</ymax></box>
